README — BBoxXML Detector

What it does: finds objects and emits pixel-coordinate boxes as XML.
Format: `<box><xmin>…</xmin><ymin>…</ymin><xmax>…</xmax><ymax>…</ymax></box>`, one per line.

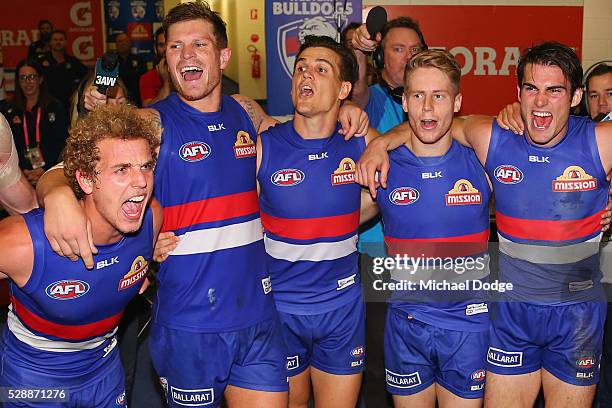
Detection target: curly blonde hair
<box><xmin>64</xmin><ymin>104</ymin><xmax>161</xmax><ymax>199</ymax></box>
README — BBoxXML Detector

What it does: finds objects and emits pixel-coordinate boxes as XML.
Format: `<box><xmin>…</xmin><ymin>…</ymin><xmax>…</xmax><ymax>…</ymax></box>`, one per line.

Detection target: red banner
<box><xmin>0</xmin><ymin>0</ymin><xmax>104</xmax><ymax>90</ymax></box>
<box><xmin>379</xmin><ymin>5</ymin><xmax>583</xmax><ymax>115</ymax></box>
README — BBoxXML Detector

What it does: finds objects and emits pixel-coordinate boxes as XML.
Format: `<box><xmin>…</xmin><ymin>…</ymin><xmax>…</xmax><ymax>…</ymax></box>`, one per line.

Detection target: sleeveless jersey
<box><xmin>3</xmin><ymin>207</ymin><xmax>154</xmax><ymax>387</ymax></box>
<box><xmin>376</xmin><ymin>140</ymin><xmax>491</xmax><ymax>331</ymax></box>
<box><xmin>258</xmin><ymin>121</ymin><xmax>365</xmax><ymax>314</ymax></box>
<box><xmin>152</xmin><ymin>93</ymin><xmax>274</xmax><ymax>331</ymax></box>
<box><xmin>485</xmin><ymin>116</ymin><xmax>609</xmax><ymax>304</ymax></box>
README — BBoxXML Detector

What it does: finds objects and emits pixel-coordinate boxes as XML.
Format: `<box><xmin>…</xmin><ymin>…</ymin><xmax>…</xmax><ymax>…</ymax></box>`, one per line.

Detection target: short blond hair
<box><xmin>404</xmin><ymin>49</ymin><xmax>461</xmax><ymax>94</ymax></box>
<box><xmin>64</xmin><ymin>104</ymin><xmax>161</xmax><ymax>199</ymax></box>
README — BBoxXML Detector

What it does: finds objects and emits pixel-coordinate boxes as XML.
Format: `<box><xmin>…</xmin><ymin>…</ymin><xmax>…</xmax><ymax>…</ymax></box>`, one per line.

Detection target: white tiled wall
<box><xmin>582</xmin><ymin>0</ymin><xmax>612</xmax><ymax>70</ymax></box>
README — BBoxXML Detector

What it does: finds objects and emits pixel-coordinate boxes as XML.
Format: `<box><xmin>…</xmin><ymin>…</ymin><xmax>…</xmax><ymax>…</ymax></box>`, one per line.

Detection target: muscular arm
<box><xmin>360</xmin><ymin>188</ymin><xmax>379</xmax><ymax>224</ymax></box>
<box><xmin>0</xmin><ymin>114</ymin><xmax>37</xmax><ymax>214</ymax></box>
<box><xmin>351</xmin><ymin>48</ymin><xmax>371</xmax><ymax>109</ymax></box>
<box><xmin>450</xmin><ymin>115</ymin><xmax>494</xmax><ymax>165</ymax></box>
<box><xmin>232</xmin><ymin>94</ymin><xmax>278</xmax><ymax>135</ymax></box>
<box><xmin>364</xmin><ymin>126</ymin><xmax>381</xmax><ymax>146</ymax></box>
<box><xmin>595</xmin><ymin>122</ymin><xmax>612</xmax><ymax>175</ymax></box>
<box><xmin>351</xmin><ymin>24</ymin><xmax>380</xmax><ymax>109</ymax></box>
<box><xmin>0</xmin><ymin>215</ymin><xmax>34</xmax><ymax>287</ymax></box>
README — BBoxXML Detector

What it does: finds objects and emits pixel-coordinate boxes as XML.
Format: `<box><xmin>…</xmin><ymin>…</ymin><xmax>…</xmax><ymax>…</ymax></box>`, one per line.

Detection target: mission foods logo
<box><xmin>553</xmin><ymin>166</ymin><xmax>597</xmax><ymax>192</ymax></box>
<box><xmin>233</xmin><ymin>131</ymin><xmax>256</xmax><ymax>159</ymax></box>
<box><xmin>445</xmin><ymin>179</ymin><xmax>482</xmax><ymax>206</ymax></box>
<box><xmin>494</xmin><ymin>165</ymin><xmax>523</xmax><ymax>184</ymax></box>
<box><xmin>389</xmin><ymin>187</ymin><xmax>420</xmax><ymax>206</ymax></box>
<box><xmin>332</xmin><ymin>158</ymin><xmax>356</xmax><ymax>186</ymax></box>
<box><xmin>119</xmin><ymin>256</ymin><xmax>148</xmax><ymax>291</ymax></box>
<box><xmin>180</xmin><ymin>141</ymin><xmax>211</xmax><ymax>162</ymax></box>
<box><xmin>271</xmin><ymin>168</ymin><xmax>305</xmax><ymax>186</ymax></box>
<box><xmin>46</xmin><ymin>280</ymin><xmax>90</xmax><ymax>300</ymax></box>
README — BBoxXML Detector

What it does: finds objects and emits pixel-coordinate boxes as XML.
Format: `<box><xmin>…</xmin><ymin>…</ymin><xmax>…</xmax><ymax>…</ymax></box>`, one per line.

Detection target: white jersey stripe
<box><xmin>498</xmin><ymin>233</ymin><xmax>601</xmax><ymax>264</ymax></box>
<box><xmin>171</xmin><ymin>218</ymin><xmax>264</xmax><ymax>256</ymax></box>
<box><xmin>264</xmin><ymin>234</ymin><xmax>357</xmax><ymax>262</ymax></box>
<box><xmin>7</xmin><ymin>306</ymin><xmax>116</xmax><ymax>353</ymax></box>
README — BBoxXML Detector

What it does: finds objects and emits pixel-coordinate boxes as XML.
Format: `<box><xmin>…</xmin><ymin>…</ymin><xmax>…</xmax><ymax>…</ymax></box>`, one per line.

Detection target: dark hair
<box><xmin>586</xmin><ymin>63</ymin><xmax>612</xmax><ymax>92</ymax></box>
<box><xmin>381</xmin><ymin>17</ymin><xmax>427</xmax><ymax>50</ymax></box>
<box><xmin>14</xmin><ymin>58</ymin><xmax>53</xmax><ymax>111</ymax></box>
<box><xmin>154</xmin><ymin>26</ymin><xmax>165</xmax><ymax>43</ymax></box>
<box><xmin>163</xmin><ymin>1</ymin><xmax>228</xmax><ymax>49</ymax></box>
<box><xmin>50</xmin><ymin>29</ymin><xmax>66</xmax><ymax>39</ymax></box>
<box><xmin>38</xmin><ymin>20</ymin><xmax>53</xmax><ymax>30</ymax></box>
<box><xmin>295</xmin><ymin>35</ymin><xmax>358</xmax><ymax>85</ymax></box>
<box><xmin>517</xmin><ymin>42</ymin><xmax>582</xmax><ymax>94</ymax></box>
<box><xmin>341</xmin><ymin>22</ymin><xmax>361</xmax><ymax>44</ymax></box>
<box><xmin>113</xmin><ymin>31</ymin><xmax>129</xmax><ymax>41</ymax></box>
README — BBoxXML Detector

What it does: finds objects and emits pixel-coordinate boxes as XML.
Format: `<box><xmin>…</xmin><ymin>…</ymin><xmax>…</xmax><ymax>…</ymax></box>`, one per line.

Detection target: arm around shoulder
<box><xmin>150</xmin><ymin>198</ymin><xmax>164</xmax><ymax>241</ymax></box>
<box><xmin>232</xmin><ymin>94</ymin><xmax>278</xmax><ymax>134</ymax></box>
<box><xmin>452</xmin><ymin>115</ymin><xmax>493</xmax><ymax>163</ymax></box>
<box><xmin>596</xmin><ymin>122</ymin><xmax>612</xmax><ymax>175</ymax></box>
<box><xmin>0</xmin><ymin>215</ymin><xmax>34</xmax><ymax>285</ymax></box>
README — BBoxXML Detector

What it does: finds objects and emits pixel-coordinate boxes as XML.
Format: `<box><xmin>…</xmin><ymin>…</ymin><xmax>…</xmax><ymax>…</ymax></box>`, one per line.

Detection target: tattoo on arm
<box><xmin>234</xmin><ymin>95</ymin><xmax>263</xmax><ymax>132</ymax></box>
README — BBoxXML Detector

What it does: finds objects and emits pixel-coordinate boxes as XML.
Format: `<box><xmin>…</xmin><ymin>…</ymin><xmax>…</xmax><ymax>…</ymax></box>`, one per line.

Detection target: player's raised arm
<box><xmin>0</xmin><ymin>114</ymin><xmax>37</xmax><ymax>214</ymax></box>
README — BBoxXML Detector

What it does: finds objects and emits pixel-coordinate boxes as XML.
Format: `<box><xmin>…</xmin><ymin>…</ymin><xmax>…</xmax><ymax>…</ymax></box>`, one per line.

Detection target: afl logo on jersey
<box><xmin>494</xmin><ymin>165</ymin><xmax>523</xmax><ymax>184</ymax></box>
<box><xmin>446</xmin><ymin>179</ymin><xmax>482</xmax><ymax>206</ymax></box>
<box><xmin>45</xmin><ymin>280</ymin><xmax>90</xmax><ymax>300</ymax></box>
<box><xmin>179</xmin><ymin>141</ymin><xmax>211</xmax><ymax>162</ymax></box>
<box><xmin>331</xmin><ymin>158</ymin><xmax>356</xmax><ymax>186</ymax></box>
<box><xmin>271</xmin><ymin>168</ymin><xmax>305</xmax><ymax>186</ymax></box>
<box><xmin>389</xmin><ymin>187</ymin><xmax>419</xmax><ymax>205</ymax></box>
<box><xmin>553</xmin><ymin>166</ymin><xmax>597</xmax><ymax>192</ymax></box>
<box><xmin>118</xmin><ymin>256</ymin><xmax>149</xmax><ymax>291</ymax></box>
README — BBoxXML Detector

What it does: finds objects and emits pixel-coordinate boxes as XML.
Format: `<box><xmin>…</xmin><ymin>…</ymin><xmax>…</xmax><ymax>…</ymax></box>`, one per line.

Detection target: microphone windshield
<box><xmin>366</xmin><ymin>6</ymin><xmax>387</xmax><ymax>37</ymax></box>
<box><xmin>102</xmin><ymin>52</ymin><xmax>119</xmax><ymax>71</ymax></box>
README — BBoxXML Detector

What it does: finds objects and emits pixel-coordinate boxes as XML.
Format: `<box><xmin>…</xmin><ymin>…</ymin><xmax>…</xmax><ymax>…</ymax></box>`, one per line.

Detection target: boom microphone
<box><xmin>366</xmin><ymin>6</ymin><xmax>387</xmax><ymax>38</ymax></box>
<box><xmin>94</xmin><ymin>52</ymin><xmax>119</xmax><ymax>95</ymax></box>
<box><xmin>594</xmin><ymin>112</ymin><xmax>612</xmax><ymax>122</ymax></box>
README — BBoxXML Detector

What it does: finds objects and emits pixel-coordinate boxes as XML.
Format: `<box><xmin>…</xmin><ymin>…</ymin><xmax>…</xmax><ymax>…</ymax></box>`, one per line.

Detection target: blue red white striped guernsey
<box><xmin>152</xmin><ymin>94</ymin><xmax>275</xmax><ymax>331</ymax></box>
<box><xmin>485</xmin><ymin>116</ymin><xmax>609</xmax><ymax>304</ymax></box>
<box><xmin>376</xmin><ymin>140</ymin><xmax>491</xmax><ymax>331</ymax></box>
<box><xmin>257</xmin><ymin>121</ymin><xmax>365</xmax><ymax>314</ymax></box>
<box><xmin>4</xmin><ymin>207</ymin><xmax>153</xmax><ymax>387</ymax></box>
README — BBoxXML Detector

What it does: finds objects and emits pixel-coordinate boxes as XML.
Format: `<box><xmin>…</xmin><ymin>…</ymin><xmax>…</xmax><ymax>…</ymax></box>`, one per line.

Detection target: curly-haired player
<box><xmin>0</xmin><ymin>103</ymin><xmax>162</xmax><ymax>407</ymax></box>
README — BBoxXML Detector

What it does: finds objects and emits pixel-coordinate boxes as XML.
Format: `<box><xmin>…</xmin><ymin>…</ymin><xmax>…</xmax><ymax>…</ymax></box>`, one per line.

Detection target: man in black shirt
<box><xmin>115</xmin><ymin>32</ymin><xmax>147</xmax><ymax>107</ymax></box>
<box><xmin>38</xmin><ymin>30</ymin><xmax>88</xmax><ymax>110</ymax></box>
<box><xmin>28</xmin><ymin>20</ymin><xmax>53</xmax><ymax>59</ymax></box>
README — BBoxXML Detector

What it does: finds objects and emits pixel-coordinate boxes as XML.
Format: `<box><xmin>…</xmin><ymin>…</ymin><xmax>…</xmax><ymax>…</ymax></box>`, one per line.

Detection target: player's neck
<box><xmin>179</xmin><ymin>86</ymin><xmax>222</xmax><ymax>113</ymax></box>
<box><xmin>293</xmin><ymin>110</ymin><xmax>339</xmax><ymax>140</ymax></box>
<box><xmin>81</xmin><ymin>200</ymin><xmax>123</xmax><ymax>246</ymax></box>
<box><xmin>407</xmin><ymin>131</ymin><xmax>453</xmax><ymax>157</ymax></box>
<box><xmin>525</xmin><ymin>124</ymin><xmax>568</xmax><ymax>148</ymax></box>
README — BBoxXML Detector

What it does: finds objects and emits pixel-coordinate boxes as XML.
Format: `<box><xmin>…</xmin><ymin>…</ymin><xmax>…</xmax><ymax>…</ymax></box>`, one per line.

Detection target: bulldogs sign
<box><xmin>265</xmin><ymin>0</ymin><xmax>361</xmax><ymax>115</ymax></box>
